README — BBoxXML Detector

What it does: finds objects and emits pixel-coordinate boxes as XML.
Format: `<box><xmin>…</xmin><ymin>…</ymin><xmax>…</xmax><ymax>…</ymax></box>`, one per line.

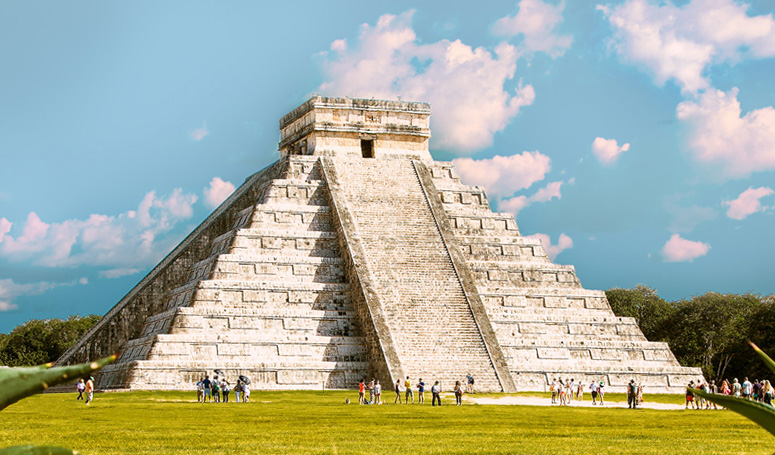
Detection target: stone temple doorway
<box><xmin>361</xmin><ymin>139</ymin><xmax>374</xmax><ymax>158</ymax></box>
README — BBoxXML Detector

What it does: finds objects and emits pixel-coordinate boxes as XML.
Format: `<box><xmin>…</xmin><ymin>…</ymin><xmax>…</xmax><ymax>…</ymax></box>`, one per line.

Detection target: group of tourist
<box><xmin>687</xmin><ymin>377</ymin><xmax>774</xmax><ymax>409</ymax></box>
<box><xmin>549</xmin><ymin>378</ymin><xmax>644</xmax><ymax>408</ymax></box>
<box><xmin>357</xmin><ymin>373</ymin><xmax>476</xmax><ymax>406</ymax></box>
<box><xmin>195</xmin><ymin>375</ymin><xmax>251</xmax><ymax>403</ymax></box>
<box><xmin>74</xmin><ymin>377</ymin><xmax>95</xmax><ymax>405</ymax></box>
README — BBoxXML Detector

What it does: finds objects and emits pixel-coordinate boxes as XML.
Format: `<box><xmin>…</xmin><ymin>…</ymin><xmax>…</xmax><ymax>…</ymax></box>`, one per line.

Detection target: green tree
<box><xmin>0</xmin><ymin>315</ymin><xmax>101</xmax><ymax>367</ymax></box>
<box><xmin>605</xmin><ymin>285</ymin><xmax>674</xmax><ymax>339</ymax></box>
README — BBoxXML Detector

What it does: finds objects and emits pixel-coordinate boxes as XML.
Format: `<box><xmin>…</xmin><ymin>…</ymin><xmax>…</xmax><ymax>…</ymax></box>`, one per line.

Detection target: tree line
<box><xmin>0</xmin><ymin>315</ymin><xmax>101</xmax><ymax>367</ymax></box>
<box><xmin>606</xmin><ymin>286</ymin><xmax>775</xmax><ymax>382</ymax></box>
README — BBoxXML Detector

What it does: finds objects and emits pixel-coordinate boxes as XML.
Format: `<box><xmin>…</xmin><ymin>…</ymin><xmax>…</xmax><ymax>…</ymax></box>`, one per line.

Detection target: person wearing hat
<box><xmin>84</xmin><ymin>376</ymin><xmax>95</xmax><ymax>405</ymax></box>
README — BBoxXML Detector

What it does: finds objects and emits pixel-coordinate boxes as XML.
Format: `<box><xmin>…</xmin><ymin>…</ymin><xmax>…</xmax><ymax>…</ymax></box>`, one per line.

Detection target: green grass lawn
<box><xmin>0</xmin><ymin>391</ymin><xmax>771</xmax><ymax>454</ymax></box>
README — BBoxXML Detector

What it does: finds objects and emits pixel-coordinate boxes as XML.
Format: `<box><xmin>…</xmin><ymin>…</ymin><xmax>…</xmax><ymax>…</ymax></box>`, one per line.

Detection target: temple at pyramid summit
<box><xmin>56</xmin><ymin>96</ymin><xmax>702</xmax><ymax>392</ymax></box>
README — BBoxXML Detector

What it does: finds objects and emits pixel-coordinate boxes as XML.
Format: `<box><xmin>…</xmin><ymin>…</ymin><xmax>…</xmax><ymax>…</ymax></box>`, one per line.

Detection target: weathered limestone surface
<box><xmin>57</xmin><ymin>96</ymin><xmax>702</xmax><ymax>393</ymax></box>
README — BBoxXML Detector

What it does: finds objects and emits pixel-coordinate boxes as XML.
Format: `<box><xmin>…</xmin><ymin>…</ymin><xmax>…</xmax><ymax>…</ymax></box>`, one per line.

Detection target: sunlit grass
<box><xmin>0</xmin><ymin>390</ymin><xmax>771</xmax><ymax>454</ymax></box>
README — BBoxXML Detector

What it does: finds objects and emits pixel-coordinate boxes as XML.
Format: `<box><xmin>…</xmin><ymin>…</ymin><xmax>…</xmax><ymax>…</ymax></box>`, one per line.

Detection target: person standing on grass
<box><xmin>454</xmin><ymin>380</ymin><xmax>464</xmax><ymax>406</ymax></box>
<box><xmin>234</xmin><ymin>380</ymin><xmax>242</xmax><ymax>403</ymax></box>
<box><xmin>764</xmin><ymin>380</ymin><xmax>773</xmax><ymax>406</ymax></box>
<box><xmin>374</xmin><ymin>380</ymin><xmax>382</xmax><ymax>405</ymax></box>
<box><xmin>733</xmin><ymin>378</ymin><xmax>742</xmax><ymax>398</ymax></box>
<box><xmin>708</xmin><ymin>380</ymin><xmax>718</xmax><ymax>410</ymax></box>
<box><xmin>394</xmin><ymin>379</ymin><xmax>402</xmax><ymax>404</ymax></box>
<box><xmin>405</xmin><ymin>376</ymin><xmax>414</xmax><ymax>404</ymax></box>
<box><xmin>743</xmin><ymin>377</ymin><xmax>752</xmax><ymax>400</ymax></box>
<box><xmin>467</xmin><ymin>373</ymin><xmax>475</xmax><ymax>394</ymax></box>
<box><xmin>550</xmin><ymin>378</ymin><xmax>558</xmax><ymax>404</ymax></box>
<box><xmin>417</xmin><ymin>378</ymin><xmax>425</xmax><ymax>404</ymax></box>
<box><xmin>368</xmin><ymin>379</ymin><xmax>375</xmax><ymax>404</ymax></box>
<box><xmin>196</xmin><ymin>379</ymin><xmax>204</xmax><ymax>403</ymax></box>
<box><xmin>627</xmin><ymin>379</ymin><xmax>637</xmax><ymax>409</ymax></box>
<box><xmin>203</xmin><ymin>376</ymin><xmax>212</xmax><ymax>402</ymax></box>
<box><xmin>558</xmin><ymin>379</ymin><xmax>566</xmax><ymax>406</ymax></box>
<box><xmin>221</xmin><ymin>379</ymin><xmax>230</xmax><ymax>403</ymax></box>
<box><xmin>76</xmin><ymin>379</ymin><xmax>85</xmax><ymax>400</ymax></box>
<box><xmin>598</xmin><ymin>381</ymin><xmax>605</xmax><ymax>405</ymax></box>
<box><xmin>212</xmin><ymin>376</ymin><xmax>221</xmax><ymax>403</ymax></box>
<box><xmin>242</xmin><ymin>382</ymin><xmax>250</xmax><ymax>403</ymax></box>
<box><xmin>721</xmin><ymin>379</ymin><xmax>731</xmax><ymax>395</ymax></box>
<box><xmin>358</xmin><ymin>378</ymin><xmax>365</xmax><ymax>405</ymax></box>
<box><xmin>685</xmin><ymin>381</ymin><xmax>696</xmax><ymax>409</ymax></box>
<box><xmin>576</xmin><ymin>380</ymin><xmax>584</xmax><ymax>402</ymax></box>
<box><xmin>431</xmin><ymin>381</ymin><xmax>441</xmax><ymax>406</ymax></box>
<box><xmin>84</xmin><ymin>376</ymin><xmax>94</xmax><ymax>406</ymax></box>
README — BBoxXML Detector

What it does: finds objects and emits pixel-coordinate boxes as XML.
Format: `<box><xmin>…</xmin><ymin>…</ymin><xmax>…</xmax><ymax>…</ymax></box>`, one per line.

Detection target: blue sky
<box><xmin>1</xmin><ymin>0</ymin><xmax>774</xmax><ymax>331</ymax></box>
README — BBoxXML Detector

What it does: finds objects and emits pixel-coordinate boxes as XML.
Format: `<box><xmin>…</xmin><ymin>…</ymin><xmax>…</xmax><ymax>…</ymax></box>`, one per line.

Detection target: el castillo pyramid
<box><xmin>55</xmin><ymin>96</ymin><xmax>701</xmax><ymax>392</ymax></box>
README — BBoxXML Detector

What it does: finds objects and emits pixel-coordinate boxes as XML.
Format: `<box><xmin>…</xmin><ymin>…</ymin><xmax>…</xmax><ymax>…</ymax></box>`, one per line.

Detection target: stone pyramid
<box><xmin>56</xmin><ymin>96</ymin><xmax>701</xmax><ymax>392</ymax></box>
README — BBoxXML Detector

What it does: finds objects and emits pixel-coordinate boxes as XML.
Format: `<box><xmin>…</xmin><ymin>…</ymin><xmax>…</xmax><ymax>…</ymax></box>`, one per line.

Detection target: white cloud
<box><xmin>0</xmin><ymin>278</ymin><xmax>61</xmax><ymax>312</ymax></box>
<box><xmin>79</xmin><ymin>277</ymin><xmax>89</xmax><ymax>285</ymax></box>
<box><xmin>599</xmin><ymin>0</ymin><xmax>775</xmax><ymax>94</ymax></box>
<box><xmin>99</xmin><ymin>268</ymin><xmax>141</xmax><ymax>279</ymax></box>
<box><xmin>661</xmin><ymin>233</ymin><xmax>710</xmax><ymax>262</ymax></box>
<box><xmin>677</xmin><ymin>88</ymin><xmax>775</xmax><ymax>178</ymax></box>
<box><xmin>724</xmin><ymin>186</ymin><xmax>775</xmax><ymax>220</ymax></box>
<box><xmin>318</xmin><ymin>11</ymin><xmax>535</xmax><ymax>154</ymax></box>
<box><xmin>592</xmin><ymin>137</ymin><xmax>630</xmax><ymax>164</ymax></box>
<box><xmin>524</xmin><ymin>232</ymin><xmax>573</xmax><ymax>260</ymax></box>
<box><xmin>0</xmin><ymin>188</ymin><xmax>198</xmax><ymax>269</ymax></box>
<box><xmin>0</xmin><ymin>217</ymin><xmax>11</xmax><ymax>243</ymax></box>
<box><xmin>498</xmin><ymin>180</ymin><xmax>564</xmax><ymax>216</ymax></box>
<box><xmin>493</xmin><ymin>0</ymin><xmax>573</xmax><ymax>57</ymax></box>
<box><xmin>453</xmin><ymin>151</ymin><xmax>551</xmax><ymax>196</ymax></box>
<box><xmin>204</xmin><ymin>177</ymin><xmax>236</xmax><ymax>209</ymax></box>
<box><xmin>191</xmin><ymin>123</ymin><xmax>209</xmax><ymax>141</ymax></box>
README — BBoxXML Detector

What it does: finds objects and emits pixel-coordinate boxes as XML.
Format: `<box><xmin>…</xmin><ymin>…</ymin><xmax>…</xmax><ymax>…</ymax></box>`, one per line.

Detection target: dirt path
<box><xmin>468</xmin><ymin>395</ymin><xmax>687</xmax><ymax>410</ymax></box>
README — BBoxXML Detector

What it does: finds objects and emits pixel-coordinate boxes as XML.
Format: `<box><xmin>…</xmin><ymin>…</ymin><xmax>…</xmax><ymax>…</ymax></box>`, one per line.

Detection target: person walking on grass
<box><xmin>76</xmin><ymin>379</ymin><xmax>85</xmax><ymax>400</ymax></box>
<box><xmin>84</xmin><ymin>376</ymin><xmax>94</xmax><ymax>406</ymax></box>
<box><xmin>417</xmin><ymin>378</ymin><xmax>425</xmax><ymax>404</ymax></box>
<box><xmin>405</xmin><ymin>376</ymin><xmax>414</xmax><ymax>404</ymax></box>
<box><xmin>598</xmin><ymin>381</ymin><xmax>605</xmax><ymax>405</ymax></box>
<box><xmin>590</xmin><ymin>380</ymin><xmax>599</xmax><ymax>405</ymax></box>
<box><xmin>550</xmin><ymin>378</ymin><xmax>558</xmax><ymax>404</ymax></box>
<box><xmin>358</xmin><ymin>378</ymin><xmax>365</xmax><ymax>405</ymax></box>
<box><xmin>431</xmin><ymin>381</ymin><xmax>441</xmax><ymax>406</ymax></box>
<box><xmin>454</xmin><ymin>380</ymin><xmax>464</xmax><ymax>406</ymax></box>
<box><xmin>733</xmin><ymin>378</ymin><xmax>742</xmax><ymax>398</ymax></box>
<box><xmin>394</xmin><ymin>379</ymin><xmax>402</xmax><ymax>404</ymax></box>
<box><xmin>743</xmin><ymin>377</ymin><xmax>752</xmax><ymax>400</ymax></box>
<box><xmin>374</xmin><ymin>380</ymin><xmax>382</xmax><ymax>405</ymax></box>
<box><xmin>576</xmin><ymin>380</ymin><xmax>584</xmax><ymax>402</ymax></box>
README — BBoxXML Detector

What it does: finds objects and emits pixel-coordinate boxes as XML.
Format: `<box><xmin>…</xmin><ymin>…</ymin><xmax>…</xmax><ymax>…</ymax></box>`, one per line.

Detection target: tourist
<box><xmin>203</xmin><ymin>376</ymin><xmax>212</xmax><ymax>402</ymax></box>
<box><xmin>708</xmin><ymin>380</ymin><xmax>718</xmax><ymax>410</ymax></box>
<box><xmin>76</xmin><ymin>379</ymin><xmax>85</xmax><ymax>400</ymax></box>
<box><xmin>753</xmin><ymin>379</ymin><xmax>762</xmax><ymax>402</ymax></box>
<box><xmin>431</xmin><ymin>381</ymin><xmax>441</xmax><ymax>406</ymax></box>
<box><xmin>242</xmin><ymin>381</ymin><xmax>251</xmax><ymax>403</ymax></box>
<box><xmin>743</xmin><ymin>377</ymin><xmax>752</xmax><ymax>400</ymax></box>
<box><xmin>598</xmin><ymin>381</ymin><xmax>605</xmax><ymax>405</ymax></box>
<box><xmin>576</xmin><ymin>380</ymin><xmax>584</xmax><ymax>402</ymax></box>
<box><xmin>732</xmin><ymin>378</ymin><xmax>742</xmax><ymax>398</ymax></box>
<box><xmin>558</xmin><ymin>379</ymin><xmax>566</xmax><ymax>406</ymax></box>
<box><xmin>212</xmin><ymin>376</ymin><xmax>221</xmax><ymax>403</ymax></box>
<box><xmin>405</xmin><ymin>376</ymin><xmax>414</xmax><ymax>404</ymax></box>
<box><xmin>84</xmin><ymin>376</ymin><xmax>94</xmax><ymax>406</ymax></box>
<box><xmin>368</xmin><ymin>379</ymin><xmax>375</xmax><ymax>404</ymax></box>
<box><xmin>550</xmin><ymin>378</ymin><xmax>557</xmax><ymax>404</ymax></box>
<box><xmin>467</xmin><ymin>373</ymin><xmax>475</xmax><ymax>394</ymax></box>
<box><xmin>764</xmin><ymin>380</ymin><xmax>773</xmax><ymax>406</ymax></box>
<box><xmin>454</xmin><ymin>380</ymin><xmax>464</xmax><ymax>406</ymax></box>
<box><xmin>358</xmin><ymin>378</ymin><xmax>365</xmax><ymax>405</ymax></box>
<box><xmin>590</xmin><ymin>380</ymin><xmax>599</xmax><ymax>405</ymax></box>
<box><xmin>221</xmin><ymin>379</ymin><xmax>230</xmax><ymax>403</ymax></box>
<box><xmin>394</xmin><ymin>379</ymin><xmax>402</xmax><ymax>404</ymax></box>
<box><xmin>374</xmin><ymin>380</ymin><xmax>382</xmax><ymax>405</ymax></box>
<box><xmin>627</xmin><ymin>379</ymin><xmax>638</xmax><ymax>409</ymax></box>
<box><xmin>686</xmin><ymin>381</ymin><xmax>696</xmax><ymax>409</ymax></box>
<box><xmin>721</xmin><ymin>379</ymin><xmax>731</xmax><ymax>395</ymax></box>
<box><xmin>234</xmin><ymin>380</ymin><xmax>242</xmax><ymax>403</ymax></box>
<box><xmin>196</xmin><ymin>379</ymin><xmax>204</xmax><ymax>403</ymax></box>
<box><xmin>417</xmin><ymin>378</ymin><xmax>425</xmax><ymax>404</ymax></box>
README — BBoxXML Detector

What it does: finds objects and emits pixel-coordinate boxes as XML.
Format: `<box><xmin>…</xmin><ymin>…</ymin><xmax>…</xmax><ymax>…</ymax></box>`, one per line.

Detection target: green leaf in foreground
<box><xmin>750</xmin><ymin>342</ymin><xmax>775</xmax><ymax>375</ymax></box>
<box><xmin>0</xmin><ymin>356</ymin><xmax>116</xmax><ymax>411</ymax></box>
<box><xmin>0</xmin><ymin>446</ymin><xmax>77</xmax><ymax>455</ymax></box>
<box><xmin>690</xmin><ymin>387</ymin><xmax>775</xmax><ymax>437</ymax></box>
